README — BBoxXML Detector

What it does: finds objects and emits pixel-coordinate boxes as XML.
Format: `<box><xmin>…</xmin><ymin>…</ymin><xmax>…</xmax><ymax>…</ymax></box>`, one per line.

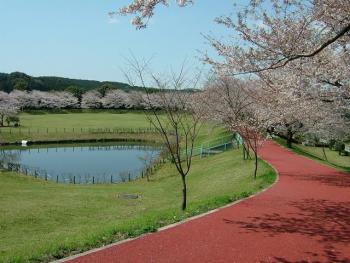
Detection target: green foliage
<box><xmin>97</xmin><ymin>83</ymin><xmax>114</xmax><ymax>96</ymax></box>
<box><xmin>65</xmin><ymin>86</ymin><xmax>84</xmax><ymax>104</ymax></box>
<box><xmin>12</xmin><ymin>78</ymin><xmax>29</xmax><ymax>90</ymax></box>
<box><xmin>5</xmin><ymin>115</ymin><xmax>20</xmax><ymax>127</ymax></box>
<box><xmin>334</xmin><ymin>141</ymin><xmax>345</xmax><ymax>152</ymax></box>
<box><xmin>0</xmin><ymin>72</ymin><xmax>154</xmax><ymax>93</ymax></box>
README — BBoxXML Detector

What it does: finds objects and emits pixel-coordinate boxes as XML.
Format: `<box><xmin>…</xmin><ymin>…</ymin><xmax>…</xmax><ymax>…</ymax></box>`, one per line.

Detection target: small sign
<box><xmin>345</xmin><ymin>144</ymin><xmax>350</xmax><ymax>153</ymax></box>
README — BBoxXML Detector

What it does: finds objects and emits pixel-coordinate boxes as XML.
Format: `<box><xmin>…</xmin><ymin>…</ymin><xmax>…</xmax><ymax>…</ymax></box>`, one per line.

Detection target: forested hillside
<box><xmin>0</xmin><ymin>72</ymin><xmax>143</xmax><ymax>93</ymax></box>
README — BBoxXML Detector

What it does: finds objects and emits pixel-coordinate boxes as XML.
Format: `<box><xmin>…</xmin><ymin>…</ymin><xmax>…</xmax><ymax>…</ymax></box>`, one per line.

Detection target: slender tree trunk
<box><xmin>322</xmin><ymin>146</ymin><xmax>328</xmax><ymax>161</ymax></box>
<box><xmin>246</xmin><ymin>143</ymin><xmax>252</xmax><ymax>159</ymax></box>
<box><xmin>287</xmin><ymin>129</ymin><xmax>293</xmax><ymax>148</ymax></box>
<box><xmin>0</xmin><ymin>114</ymin><xmax>3</xmax><ymax>126</ymax></box>
<box><xmin>254</xmin><ymin>151</ymin><xmax>258</xmax><ymax>179</ymax></box>
<box><xmin>242</xmin><ymin>144</ymin><xmax>246</xmax><ymax>160</ymax></box>
<box><xmin>181</xmin><ymin>175</ymin><xmax>187</xmax><ymax>211</ymax></box>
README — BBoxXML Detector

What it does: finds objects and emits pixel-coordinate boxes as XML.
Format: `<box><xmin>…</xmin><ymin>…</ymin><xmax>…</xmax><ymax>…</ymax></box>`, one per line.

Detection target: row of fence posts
<box><xmin>0</xmin><ymin>127</ymin><xmax>158</xmax><ymax>135</ymax></box>
<box><xmin>0</xmin><ymin>157</ymin><xmax>166</xmax><ymax>185</ymax></box>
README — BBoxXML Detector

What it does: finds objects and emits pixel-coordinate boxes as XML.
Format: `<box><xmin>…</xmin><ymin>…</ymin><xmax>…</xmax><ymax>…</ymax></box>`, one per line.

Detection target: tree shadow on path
<box><xmin>281</xmin><ymin>170</ymin><xmax>350</xmax><ymax>188</ymax></box>
<box><xmin>223</xmin><ymin>199</ymin><xmax>350</xmax><ymax>262</ymax></box>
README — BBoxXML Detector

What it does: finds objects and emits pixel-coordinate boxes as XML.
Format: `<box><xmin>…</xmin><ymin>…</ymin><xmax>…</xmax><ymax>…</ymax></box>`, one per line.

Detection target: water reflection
<box><xmin>0</xmin><ymin>143</ymin><xmax>161</xmax><ymax>184</ymax></box>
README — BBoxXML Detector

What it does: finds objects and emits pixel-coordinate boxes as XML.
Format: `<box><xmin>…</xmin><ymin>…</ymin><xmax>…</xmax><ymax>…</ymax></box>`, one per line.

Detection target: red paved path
<box><xmin>66</xmin><ymin>141</ymin><xmax>350</xmax><ymax>263</ymax></box>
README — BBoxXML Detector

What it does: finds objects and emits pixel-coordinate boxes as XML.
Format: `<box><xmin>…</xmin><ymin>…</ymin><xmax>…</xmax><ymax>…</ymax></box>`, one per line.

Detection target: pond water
<box><xmin>0</xmin><ymin>142</ymin><xmax>161</xmax><ymax>184</ymax></box>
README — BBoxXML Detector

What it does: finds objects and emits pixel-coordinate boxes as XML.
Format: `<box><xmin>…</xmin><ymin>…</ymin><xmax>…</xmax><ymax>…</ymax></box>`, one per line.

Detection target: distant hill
<box><xmin>0</xmin><ymin>72</ymin><xmax>147</xmax><ymax>93</ymax></box>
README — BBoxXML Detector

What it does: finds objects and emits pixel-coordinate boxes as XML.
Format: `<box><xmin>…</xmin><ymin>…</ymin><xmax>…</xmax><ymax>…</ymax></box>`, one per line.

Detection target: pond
<box><xmin>0</xmin><ymin>142</ymin><xmax>161</xmax><ymax>184</ymax></box>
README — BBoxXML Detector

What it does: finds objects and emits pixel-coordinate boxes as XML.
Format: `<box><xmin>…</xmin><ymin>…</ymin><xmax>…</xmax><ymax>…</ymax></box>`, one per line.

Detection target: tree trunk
<box><xmin>145</xmin><ymin>167</ymin><xmax>150</xmax><ymax>182</ymax></box>
<box><xmin>246</xmin><ymin>144</ymin><xmax>252</xmax><ymax>159</ymax></box>
<box><xmin>287</xmin><ymin>129</ymin><xmax>293</xmax><ymax>148</ymax></box>
<box><xmin>242</xmin><ymin>144</ymin><xmax>246</xmax><ymax>160</ymax></box>
<box><xmin>181</xmin><ymin>175</ymin><xmax>187</xmax><ymax>210</ymax></box>
<box><xmin>254</xmin><ymin>151</ymin><xmax>258</xmax><ymax>180</ymax></box>
<box><xmin>0</xmin><ymin>114</ymin><xmax>3</xmax><ymax>126</ymax></box>
<box><xmin>322</xmin><ymin>146</ymin><xmax>328</xmax><ymax>161</ymax></box>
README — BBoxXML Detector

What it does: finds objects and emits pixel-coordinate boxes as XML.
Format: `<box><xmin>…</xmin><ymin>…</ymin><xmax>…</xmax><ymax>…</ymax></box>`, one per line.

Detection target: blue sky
<box><xmin>0</xmin><ymin>0</ymin><xmax>243</xmax><ymax>82</ymax></box>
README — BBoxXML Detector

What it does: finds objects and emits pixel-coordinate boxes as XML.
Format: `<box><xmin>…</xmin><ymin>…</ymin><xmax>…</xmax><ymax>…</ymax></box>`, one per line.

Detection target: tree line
<box><xmin>0</xmin><ymin>71</ymin><xmax>149</xmax><ymax>93</ymax></box>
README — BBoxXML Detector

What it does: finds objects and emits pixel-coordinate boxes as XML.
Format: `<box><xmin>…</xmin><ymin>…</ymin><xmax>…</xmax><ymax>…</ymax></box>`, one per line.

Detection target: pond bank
<box><xmin>0</xmin><ymin>142</ymin><xmax>162</xmax><ymax>184</ymax></box>
<box><xmin>0</xmin><ymin>136</ymin><xmax>162</xmax><ymax>146</ymax></box>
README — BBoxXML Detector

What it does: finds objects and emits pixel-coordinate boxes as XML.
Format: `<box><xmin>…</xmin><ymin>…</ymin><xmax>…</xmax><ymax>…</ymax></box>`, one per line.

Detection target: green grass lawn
<box><xmin>13</xmin><ymin>110</ymin><xmax>153</xmax><ymax>129</ymax></box>
<box><xmin>274</xmin><ymin>137</ymin><xmax>350</xmax><ymax>172</ymax></box>
<box><xmin>0</xmin><ymin>111</ymin><xmax>157</xmax><ymax>143</ymax></box>
<box><xmin>0</xmin><ymin>111</ymin><xmax>228</xmax><ymax>145</ymax></box>
<box><xmin>0</xmin><ymin>149</ymin><xmax>275</xmax><ymax>263</ymax></box>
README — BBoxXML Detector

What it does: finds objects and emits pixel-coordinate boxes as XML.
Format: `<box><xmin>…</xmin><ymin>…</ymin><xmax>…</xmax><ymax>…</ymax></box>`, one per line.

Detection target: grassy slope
<box><xmin>274</xmin><ymin>137</ymin><xmax>350</xmax><ymax>172</ymax></box>
<box><xmin>0</xmin><ymin>149</ymin><xmax>275</xmax><ymax>263</ymax></box>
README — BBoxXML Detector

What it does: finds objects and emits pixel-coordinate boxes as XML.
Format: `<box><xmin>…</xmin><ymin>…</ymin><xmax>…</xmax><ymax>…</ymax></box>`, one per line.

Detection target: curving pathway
<box><xmin>64</xmin><ymin>141</ymin><xmax>350</xmax><ymax>263</ymax></box>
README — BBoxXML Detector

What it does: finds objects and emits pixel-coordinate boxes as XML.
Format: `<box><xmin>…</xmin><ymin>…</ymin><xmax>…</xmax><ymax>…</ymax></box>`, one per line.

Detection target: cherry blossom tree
<box><xmin>303</xmin><ymin>91</ymin><xmax>350</xmax><ymax>159</ymax></box>
<box><xmin>202</xmin><ymin>1</ymin><xmax>347</xmax><ymax>77</ymax></box>
<box><xmin>116</xmin><ymin>0</ymin><xmax>193</xmax><ymax>29</ymax></box>
<box><xmin>202</xmin><ymin>75</ymin><xmax>273</xmax><ymax>178</ymax></box>
<box><xmin>127</xmin><ymin>91</ymin><xmax>145</xmax><ymax>109</ymax></box>
<box><xmin>101</xmin><ymin>90</ymin><xmax>130</xmax><ymax>109</ymax></box>
<box><xmin>124</xmin><ymin>57</ymin><xmax>202</xmax><ymax>210</ymax></box>
<box><xmin>81</xmin><ymin>90</ymin><xmax>102</xmax><ymax>109</ymax></box>
<box><xmin>0</xmin><ymin>91</ymin><xmax>19</xmax><ymax>126</ymax></box>
<box><xmin>119</xmin><ymin>1</ymin><xmax>349</xmax><ymax>145</ymax></box>
<box><xmin>9</xmin><ymin>90</ymin><xmax>33</xmax><ymax>110</ymax></box>
<box><xmin>119</xmin><ymin>0</ymin><xmax>350</xmax><ymax>87</ymax></box>
<box><xmin>200</xmin><ymin>76</ymin><xmax>251</xmax><ymax>158</ymax></box>
<box><xmin>58</xmin><ymin>91</ymin><xmax>80</xmax><ymax>109</ymax></box>
<box><xmin>235</xmin><ymin>108</ymin><xmax>270</xmax><ymax>179</ymax></box>
<box><xmin>9</xmin><ymin>90</ymin><xmax>79</xmax><ymax>110</ymax></box>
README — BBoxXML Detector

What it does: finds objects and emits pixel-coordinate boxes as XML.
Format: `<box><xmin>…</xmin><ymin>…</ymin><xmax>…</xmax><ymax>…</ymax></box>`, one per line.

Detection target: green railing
<box><xmin>180</xmin><ymin>133</ymin><xmax>243</xmax><ymax>159</ymax></box>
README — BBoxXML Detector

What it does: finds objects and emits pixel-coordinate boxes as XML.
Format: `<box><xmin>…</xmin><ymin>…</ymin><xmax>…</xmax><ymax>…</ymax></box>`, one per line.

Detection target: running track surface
<box><xmin>66</xmin><ymin>141</ymin><xmax>350</xmax><ymax>263</ymax></box>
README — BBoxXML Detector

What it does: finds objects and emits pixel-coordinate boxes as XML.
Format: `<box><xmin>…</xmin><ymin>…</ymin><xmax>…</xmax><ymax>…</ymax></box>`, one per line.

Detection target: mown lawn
<box><xmin>0</xmin><ymin>148</ymin><xmax>275</xmax><ymax>263</ymax></box>
<box><xmin>274</xmin><ymin>137</ymin><xmax>350</xmax><ymax>172</ymax></box>
<box><xmin>10</xmin><ymin>110</ymin><xmax>152</xmax><ymax>129</ymax></box>
<box><xmin>0</xmin><ymin>111</ymin><xmax>155</xmax><ymax>143</ymax></box>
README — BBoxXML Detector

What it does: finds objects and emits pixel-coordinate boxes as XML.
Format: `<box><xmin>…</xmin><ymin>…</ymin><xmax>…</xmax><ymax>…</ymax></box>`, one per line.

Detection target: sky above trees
<box><xmin>0</xmin><ymin>0</ymin><xmax>245</xmax><ymax>82</ymax></box>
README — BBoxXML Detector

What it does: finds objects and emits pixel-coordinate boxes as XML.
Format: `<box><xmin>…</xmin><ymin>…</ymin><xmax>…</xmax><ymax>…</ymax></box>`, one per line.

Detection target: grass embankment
<box><xmin>0</xmin><ymin>111</ymin><xmax>159</xmax><ymax>144</ymax></box>
<box><xmin>274</xmin><ymin>137</ymin><xmax>350</xmax><ymax>172</ymax></box>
